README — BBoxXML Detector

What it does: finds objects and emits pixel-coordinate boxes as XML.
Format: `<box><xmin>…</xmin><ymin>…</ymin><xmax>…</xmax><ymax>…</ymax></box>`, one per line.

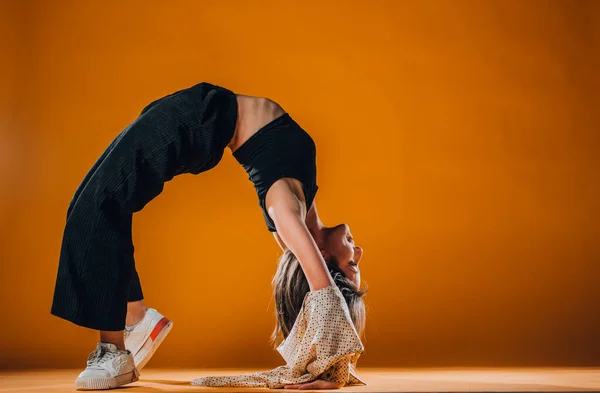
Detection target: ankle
<box><xmin>125</xmin><ymin>309</ymin><xmax>146</xmax><ymax>328</ymax></box>
<box><xmin>126</xmin><ymin>301</ymin><xmax>147</xmax><ymax>327</ymax></box>
<box><xmin>100</xmin><ymin>332</ymin><xmax>126</xmax><ymax>351</ymax></box>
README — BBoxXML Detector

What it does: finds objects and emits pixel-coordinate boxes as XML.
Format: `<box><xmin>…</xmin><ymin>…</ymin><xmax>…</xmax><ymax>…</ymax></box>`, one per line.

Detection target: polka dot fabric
<box><xmin>191</xmin><ymin>285</ymin><xmax>366</xmax><ymax>388</ymax></box>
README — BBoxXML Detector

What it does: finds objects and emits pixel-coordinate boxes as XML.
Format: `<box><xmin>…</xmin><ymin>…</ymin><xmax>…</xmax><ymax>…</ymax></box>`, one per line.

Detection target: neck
<box><xmin>307</xmin><ymin>220</ymin><xmax>326</xmax><ymax>249</ymax></box>
<box><xmin>305</xmin><ymin>201</ymin><xmax>325</xmax><ymax>247</ymax></box>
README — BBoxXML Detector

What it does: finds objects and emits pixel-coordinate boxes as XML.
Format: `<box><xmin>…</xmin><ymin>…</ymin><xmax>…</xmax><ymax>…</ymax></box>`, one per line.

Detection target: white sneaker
<box><xmin>124</xmin><ymin>308</ymin><xmax>173</xmax><ymax>371</ymax></box>
<box><xmin>75</xmin><ymin>343</ymin><xmax>139</xmax><ymax>390</ymax></box>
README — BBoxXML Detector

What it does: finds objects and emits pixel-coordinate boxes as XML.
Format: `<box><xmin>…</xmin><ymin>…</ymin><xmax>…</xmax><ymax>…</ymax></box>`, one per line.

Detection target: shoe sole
<box><xmin>75</xmin><ymin>368</ymin><xmax>139</xmax><ymax>390</ymax></box>
<box><xmin>134</xmin><ymin>317</ymin><xmax>173</xmax><ymax>371</ymax></box>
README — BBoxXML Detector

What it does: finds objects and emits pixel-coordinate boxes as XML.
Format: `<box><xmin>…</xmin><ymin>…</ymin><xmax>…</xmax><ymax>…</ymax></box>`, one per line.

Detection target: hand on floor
<box><xmin>284</xmin><ymin>379</ymin><xmax>344</xmax><ymax>390</ymax></box>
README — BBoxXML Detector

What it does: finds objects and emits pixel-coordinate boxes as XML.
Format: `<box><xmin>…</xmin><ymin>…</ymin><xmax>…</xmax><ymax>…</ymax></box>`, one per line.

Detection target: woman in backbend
<box><xmin>51</xmin><ymin>82</ymin><xmax>365</xmax><ymax>390</ymax></box>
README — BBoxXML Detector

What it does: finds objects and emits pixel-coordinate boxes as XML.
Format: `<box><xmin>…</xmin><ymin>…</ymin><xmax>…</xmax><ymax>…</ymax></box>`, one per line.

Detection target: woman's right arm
<box><xmin>266</xmin><ymin>181</ymin><xmax>334</xmax><ymax>291</ymax></box>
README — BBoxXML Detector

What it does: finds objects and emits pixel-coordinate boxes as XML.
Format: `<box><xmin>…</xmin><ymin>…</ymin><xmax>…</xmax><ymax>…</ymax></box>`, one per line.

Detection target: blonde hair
<box><xmin>270</xmin><ymin>250</ymin><xmax>368</xmax><ymax>347</ymax></box>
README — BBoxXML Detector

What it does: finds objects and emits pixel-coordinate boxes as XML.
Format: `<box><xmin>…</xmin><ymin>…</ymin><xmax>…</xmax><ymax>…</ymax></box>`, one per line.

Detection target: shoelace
<box><xmin>87</xmin><ymin>346</ymin><xmax>119</xmax><ymax>366</ymax></box>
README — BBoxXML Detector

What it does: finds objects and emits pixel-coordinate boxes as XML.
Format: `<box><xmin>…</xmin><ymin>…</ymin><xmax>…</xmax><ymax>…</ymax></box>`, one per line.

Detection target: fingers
<box><xmin>284</xmin><ymin>379</ymin><xmax>343</xmax><ymax>390</ymax></box>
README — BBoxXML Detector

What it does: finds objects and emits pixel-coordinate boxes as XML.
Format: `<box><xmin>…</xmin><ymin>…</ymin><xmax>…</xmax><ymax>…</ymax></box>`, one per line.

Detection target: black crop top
<box><xmin>232</xmin><ymin>113</ymin><xmax>318</xmax><ymax>232</ymax></box>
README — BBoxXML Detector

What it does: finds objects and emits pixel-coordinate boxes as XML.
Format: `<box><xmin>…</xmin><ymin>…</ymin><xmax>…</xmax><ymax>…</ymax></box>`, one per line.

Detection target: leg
<box><xmin>51</xmin><ymin>203</ymin><xmax>135</xmax><ymax>331</ymax></box>
<box><xmin>100</xmin><ymin>331</ymin><xmax>126</xmax><ymax>350</ymax></box>
<box><xmin>54</xmin><ymin>83</ymin><xmax>236</xmax><ymax>388</ymax></box>
<box><xmin>126</xmin><ymin>264</ymin><xmax>147</xmax><ymax>327</ymax></box>
<box><xmin>67</xmin><ymin>129</ymin><xmax>129</xmax><ymax>220</ymax></box>
<box><xmin>122</xmin><ymin>222</ymin><xmax>173</xmax><ymax>372</ymax></box>
<box><xmin>126</xmin><ymin>300</ymin><xmax>147</xmax><ymax>327</ymax></box>
<box><xmin>53</xmin><ymin>200</ymin><xmax>140</xmax><ymax>389</ymax></box>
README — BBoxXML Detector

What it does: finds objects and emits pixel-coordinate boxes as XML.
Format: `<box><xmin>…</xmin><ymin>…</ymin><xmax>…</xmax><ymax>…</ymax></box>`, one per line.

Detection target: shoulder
<box><xmin>265</xmin><ymin>178</ymin><xmax>307</xmax><ymax>216</ymax></box>
<box><xmin>266</xmin><ymin>178</ymin><xmax>306</xmax><ymax>203</ymax></box>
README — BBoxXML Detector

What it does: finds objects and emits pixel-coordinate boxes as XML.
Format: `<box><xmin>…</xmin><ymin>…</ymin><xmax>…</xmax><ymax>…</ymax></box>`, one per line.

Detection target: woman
<box><xmin>51</xmin><ymin>82</ymin><xmax>365</xmax><ymax>390</ymax></box>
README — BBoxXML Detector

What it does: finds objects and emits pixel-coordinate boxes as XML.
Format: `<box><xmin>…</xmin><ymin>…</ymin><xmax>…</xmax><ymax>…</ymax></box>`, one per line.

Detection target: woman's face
<box><xmin>321</xmin><ymin>224</ymin><xmax>363</xmax><ymax>287</ymax></box>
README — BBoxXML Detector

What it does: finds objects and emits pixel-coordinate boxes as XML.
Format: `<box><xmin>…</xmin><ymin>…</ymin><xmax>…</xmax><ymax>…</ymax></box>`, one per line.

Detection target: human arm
<box><xmin>284</xmin><ymin>380</ymin><xmax>344</xmax><ymax>390</ymax></box>
<box><xmin>273</xmin><ymin>200</ymin><xmax>324</xmax><ymax>252</ymax></box>
<box><xmin>266</xmin><ymin>180</ymin><xmax>334</xmax><ymax>291</ymax></box>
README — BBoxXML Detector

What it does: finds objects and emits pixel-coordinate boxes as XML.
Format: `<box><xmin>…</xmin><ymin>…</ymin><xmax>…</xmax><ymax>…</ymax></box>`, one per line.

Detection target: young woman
<box><xmin>51</xmin><ymin>82</ymin><xmax>365</xmax><ymax>390</ymax></box>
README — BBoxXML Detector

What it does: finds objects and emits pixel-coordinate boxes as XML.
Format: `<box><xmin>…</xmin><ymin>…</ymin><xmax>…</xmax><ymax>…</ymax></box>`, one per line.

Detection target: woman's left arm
<box><xmin>267</xmin><ymin>182</ymin><xmax>348</xmax><ymax>389</ymax></box>
<box><xmin>274</xmin><ymin>200</ymin><xmax>324</xmax><ymax>252</ymax></box>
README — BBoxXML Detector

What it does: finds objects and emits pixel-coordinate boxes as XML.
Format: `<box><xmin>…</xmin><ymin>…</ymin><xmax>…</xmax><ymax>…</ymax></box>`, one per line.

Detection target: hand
<box><xmin>284</xmin><ymin>379</ymin><xmax>344</xmax><ymax>390</ymax></box>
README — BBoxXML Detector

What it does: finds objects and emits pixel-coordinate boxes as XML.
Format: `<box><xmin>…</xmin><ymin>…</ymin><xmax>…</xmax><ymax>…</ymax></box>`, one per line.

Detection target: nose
<box><xmin>354</xmin><ymin>246</ymin><xmax>363</xmax><ymax>263</ymax></box>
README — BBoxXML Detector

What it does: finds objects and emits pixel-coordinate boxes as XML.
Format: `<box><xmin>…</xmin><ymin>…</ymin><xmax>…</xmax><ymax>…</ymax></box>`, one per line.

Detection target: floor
<box><xmin>1</xmin><ymin>368</ymin><xmax>599</xmax><ymax>392</ymax></box>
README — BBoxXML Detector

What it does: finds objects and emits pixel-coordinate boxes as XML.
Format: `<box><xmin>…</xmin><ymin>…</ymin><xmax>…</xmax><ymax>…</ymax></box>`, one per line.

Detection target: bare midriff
<box><xmin>228</xmin><ymin>94</ymin><xmax>286</xmax><ymax>153</ymax></box>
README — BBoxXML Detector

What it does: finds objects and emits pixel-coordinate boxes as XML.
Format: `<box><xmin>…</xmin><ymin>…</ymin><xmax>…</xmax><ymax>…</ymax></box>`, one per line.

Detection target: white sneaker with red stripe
<box><xmin>124</xmin><ymin>308</ymin><xmax>173</xmax><ymax>371</ymax></box>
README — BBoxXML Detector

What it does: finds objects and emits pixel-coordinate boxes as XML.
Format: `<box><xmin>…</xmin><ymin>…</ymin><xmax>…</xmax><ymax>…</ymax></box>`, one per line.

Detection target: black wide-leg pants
<box><xmin>51</xmin><ymin>82</ymin><xmax>238</xmax><ymax>331</ymax></box>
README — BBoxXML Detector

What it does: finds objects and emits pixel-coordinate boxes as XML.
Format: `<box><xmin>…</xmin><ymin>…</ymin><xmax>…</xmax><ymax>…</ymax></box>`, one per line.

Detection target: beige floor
<box><xmin>1</xmin><ymin>368</ymin><xmax>599</xmax><ymax>392</ymax></box>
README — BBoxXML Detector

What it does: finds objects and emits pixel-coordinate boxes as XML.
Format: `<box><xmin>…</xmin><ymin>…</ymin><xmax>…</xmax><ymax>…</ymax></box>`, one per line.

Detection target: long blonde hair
<box><xmin>270</xmin><ymin>250</ymin><xmax>368</xmax><ymax>347</ymax></box>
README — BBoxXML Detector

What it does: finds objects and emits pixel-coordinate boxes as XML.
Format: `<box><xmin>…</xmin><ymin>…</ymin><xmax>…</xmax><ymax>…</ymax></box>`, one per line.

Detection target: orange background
<box><xmin>1</xmin><ymin>0</ymin><xmax>599</xmax><ymax>369</ymax></box>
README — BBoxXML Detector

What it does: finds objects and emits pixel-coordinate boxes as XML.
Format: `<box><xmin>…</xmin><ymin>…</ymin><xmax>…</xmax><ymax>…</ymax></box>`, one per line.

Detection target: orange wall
<box><xmin>1</xmin><ymin>0</ymin><xmax>599</xmax><ymax>369</ymax></box>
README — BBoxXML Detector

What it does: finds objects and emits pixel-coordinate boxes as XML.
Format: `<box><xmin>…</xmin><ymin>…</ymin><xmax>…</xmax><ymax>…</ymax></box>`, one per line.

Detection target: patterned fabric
<box><xmin>191</xmin><ymin>285</ymin><xmax>366</xmax><ymax>388</ymax></box>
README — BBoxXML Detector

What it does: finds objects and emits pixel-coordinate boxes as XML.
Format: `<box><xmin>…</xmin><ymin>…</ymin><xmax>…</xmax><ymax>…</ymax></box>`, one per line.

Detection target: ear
<box><xmin>320</xmin><ymin>249</ymin><xmax>331</xmax><ymax>262</ymax></box>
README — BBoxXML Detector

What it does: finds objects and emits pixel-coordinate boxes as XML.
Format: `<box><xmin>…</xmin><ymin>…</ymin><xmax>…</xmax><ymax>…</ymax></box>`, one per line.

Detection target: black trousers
<box><xmin>51</xmin><ymin>82</ymin><xmax>238</xmax><ymax>331</ymax></box>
